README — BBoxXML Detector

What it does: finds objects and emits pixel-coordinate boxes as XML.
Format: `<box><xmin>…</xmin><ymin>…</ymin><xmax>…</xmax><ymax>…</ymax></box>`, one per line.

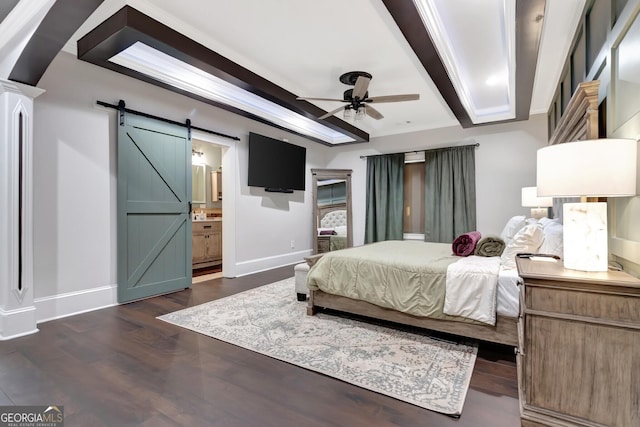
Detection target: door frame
<box><xmin>192</xmin><ymin>130</ymin><xmax>236</xmax><ymax>278</ymax></box>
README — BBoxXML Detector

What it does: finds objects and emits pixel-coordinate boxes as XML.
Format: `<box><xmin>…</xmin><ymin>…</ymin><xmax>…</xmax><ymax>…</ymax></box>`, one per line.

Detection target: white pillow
<box><xmin>500</xmin><ymin>223</ymin><xmax>545</xmax><ymax>270</ymax></box>
<box><xmin>334</xmin><ymin>225</ymin><xmax>347</xmax><ymax>236</ymax></box>
<box><xmin>539</xmin><ymin>217</ymin><xmax>561</xmax><ymax>229</ymax></box>
<box><xmin>500</xmin><ymin>215</ymin><xmax>527</xmax><ymax>243</ymax></box>
<box><xmin>538</xmin><ymin>221</ymin><xmax>563</xmax><ymax>258</ymax></box>
<box><xmin>537</xmin><ymin>217</ymin><xmax>553</xmax><ymax>227</ymax></box>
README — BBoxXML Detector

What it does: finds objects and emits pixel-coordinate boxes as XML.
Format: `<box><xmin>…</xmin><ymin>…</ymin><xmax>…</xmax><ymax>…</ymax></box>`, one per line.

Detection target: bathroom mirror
<box><xmin>192</xmin><ymin>164</ymin><xmax>206</xmax><ymax>204</ymax></box>
<box><xmin>312</xmin><ymin>169</ymin><xmax>353</xmax><ymax>254</ymax></box>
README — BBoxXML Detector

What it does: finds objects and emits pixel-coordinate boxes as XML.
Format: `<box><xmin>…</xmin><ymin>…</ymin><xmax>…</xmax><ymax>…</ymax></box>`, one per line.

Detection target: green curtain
<box><xmin>424</xmin><ymin>145</ymin><xmax>476</xmax><ymax>243</ymax></box>
<box><xmin>365</xmin><ymin>153</ymin><xmax>404</xmax><ymax>243</ymax></box>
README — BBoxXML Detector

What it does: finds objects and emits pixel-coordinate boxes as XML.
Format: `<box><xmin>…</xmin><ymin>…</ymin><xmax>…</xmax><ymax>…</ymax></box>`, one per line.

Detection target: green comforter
<box><xmin>329</xmin><ymin>235</ymin><xmax>347</xmax><ymax>251</ymax></box>
<box><xmin>307</xmin><ymin>240</ymin><xmax>465</xmax><ymax>319</ymax></box>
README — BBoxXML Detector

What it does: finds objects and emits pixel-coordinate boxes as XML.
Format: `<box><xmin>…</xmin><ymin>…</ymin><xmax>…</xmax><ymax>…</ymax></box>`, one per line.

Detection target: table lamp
<box><xmin>537</xmin><ymin>138</ymin><xmax>638</xmax><ymax>272</ymax></box>
<box><xmin>521</xmin><ymin>187</ymin><xmax>553</xmax><ymax>219</ymax></box>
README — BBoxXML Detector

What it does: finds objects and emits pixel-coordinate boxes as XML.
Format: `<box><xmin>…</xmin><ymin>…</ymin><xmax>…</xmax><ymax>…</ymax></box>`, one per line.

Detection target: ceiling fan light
<box><xmin>355</xmin><ymin>105</ymin><xmax>366</xmax><ymax>121</ymax></box>
<box><xmin>343</xmin><ymin>107</ymin><xmax>354</xmax><ymax>120</ymax></box>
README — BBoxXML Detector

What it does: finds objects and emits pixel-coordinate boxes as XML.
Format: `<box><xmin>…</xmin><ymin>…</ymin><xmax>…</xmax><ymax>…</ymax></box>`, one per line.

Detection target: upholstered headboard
<box><xmin>318</xmin><ymin>203</ymin><xmax>347</xmax><ymax>227</ymax></box>
<box><xmin>321</xmin><ymin>210</ymin><xmax>347</xmax><ymax>228</ymax></box>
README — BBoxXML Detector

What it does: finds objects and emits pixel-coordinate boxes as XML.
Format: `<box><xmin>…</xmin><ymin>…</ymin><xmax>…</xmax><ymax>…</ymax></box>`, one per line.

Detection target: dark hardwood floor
<box><xmin>0</xmin><ymin>265</ymin><xmax>520</xmax><ymax>426</ymax></box>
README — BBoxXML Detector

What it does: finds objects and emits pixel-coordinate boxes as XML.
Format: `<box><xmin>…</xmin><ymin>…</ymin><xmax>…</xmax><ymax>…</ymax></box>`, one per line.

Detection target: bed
<box><xmin>305</xmin><ymin>81</ymin><xmax>594</xmax><ymax>349</ymax></box>
<box><xmin>306</xmin><ymin>212</ymin><xmax>568</xmax><ymax>347</ymax></box>
<box><xmin>306</xmin><ymin>240</ymin><xmax>520</xmax><ymax>346</ymax></box>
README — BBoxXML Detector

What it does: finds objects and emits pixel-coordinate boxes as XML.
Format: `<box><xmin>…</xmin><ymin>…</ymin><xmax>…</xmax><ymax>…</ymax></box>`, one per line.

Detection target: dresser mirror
<box><xmin>311</xmin><ymin>169</ymin><xmax>353</xmax><ymax>254</ymax></box>
<box><xmin>192</xmin><ymin>164</ymin><xmax>206</xmax><ymax>204</ymax></box>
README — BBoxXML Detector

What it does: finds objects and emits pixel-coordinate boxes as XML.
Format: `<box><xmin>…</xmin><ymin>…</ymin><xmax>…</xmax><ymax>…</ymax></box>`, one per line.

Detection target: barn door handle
<box><xmin>188</xmin><ymin>201</ymin><xmax>192</xmax><ymax>214</ymax></box>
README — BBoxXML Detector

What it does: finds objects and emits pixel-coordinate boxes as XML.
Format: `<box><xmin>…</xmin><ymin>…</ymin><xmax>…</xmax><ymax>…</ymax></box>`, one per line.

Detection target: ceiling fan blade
<box><xmin>318</xmin><ymin>106</ymin><xmax>346</xmax><ymax>120</ymax></box>
<box><xmin>365</xmin><ymin>105</ymin><xmax>384</xmax><ymax>120</ymax></box>
<box><xmin>352</xmin><ymin>76</ymin><xmax>371</xmax><ymax>100</ymax></box>
<box><xmin>297</xmin><ymin>96</ymin><xmax>346</xmax><ymax>102</ymax></box>
<box><xmin>366</xmin><ymin>94</ymin><xmax>420</xmax><ymax>103</ymax></box>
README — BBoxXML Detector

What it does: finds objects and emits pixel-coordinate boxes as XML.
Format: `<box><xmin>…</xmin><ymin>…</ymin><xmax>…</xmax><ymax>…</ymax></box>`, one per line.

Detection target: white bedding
<box><xmin>443</xmin><ymin>257</ymin><xmax>521</xmax><ymax>323</ymax></box>
<box><xmin>308</xmin><ymin>239</ymin><xmax>522</xmax><ymax>322</ymax></box>
<box><xmin>496</xmin><ymin>267</ymin><xmax>521</xmax><ymax>318</ymax></box>
<box><xmin>444</xmin><ymin>256</ymin><xmax>501</xmax><ymax>325</ymax></box>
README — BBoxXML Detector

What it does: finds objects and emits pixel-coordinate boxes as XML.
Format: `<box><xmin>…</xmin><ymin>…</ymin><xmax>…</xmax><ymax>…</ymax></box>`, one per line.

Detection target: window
<box><xmin>571</xmin><ymin>30</ymin><xmax>586</xmax><ymax>92</ymax></box>
<box><xmin>561</xmin><ymin>71</ymin><xmax>571</xmax><ymax>114</ymax></box>
<box><xmin>317</xmin><ymin>180</ymin><xmax>346</xmax><ymax>206</ymax></box>
<box><xmin>403</xmin><ymin>157</ymin><xmax>425</xmax><ymax>237</ymax></box>
<box><xmin>586</xmin><ymin>0</ymin><xmax>610</xmax><ymax>71</ymax></box>
<box><xmin>614</xmin><ymin>0</ymin><xmax>630</xmax><ymax>25</ymax></box>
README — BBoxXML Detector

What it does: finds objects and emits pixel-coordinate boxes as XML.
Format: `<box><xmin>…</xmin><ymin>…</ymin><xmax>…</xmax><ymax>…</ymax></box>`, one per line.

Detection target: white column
<box><xmin>0</xmin><ymin>80</ymin><xmax>44</xmax><ymax>340</ymax></box>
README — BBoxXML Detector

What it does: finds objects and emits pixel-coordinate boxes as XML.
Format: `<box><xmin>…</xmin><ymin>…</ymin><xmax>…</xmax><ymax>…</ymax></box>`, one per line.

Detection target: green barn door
<box><xmin>117</xmin><ymin>112</ymin><xmax>192</xmax><ymax>303</ymax></box>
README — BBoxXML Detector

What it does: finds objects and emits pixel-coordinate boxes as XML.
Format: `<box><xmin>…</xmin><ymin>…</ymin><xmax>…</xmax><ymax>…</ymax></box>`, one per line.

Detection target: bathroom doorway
<box><xmin>191</xmin><ymin>138</ymin><xmax>225</xmax><ymax>282</ymax></box>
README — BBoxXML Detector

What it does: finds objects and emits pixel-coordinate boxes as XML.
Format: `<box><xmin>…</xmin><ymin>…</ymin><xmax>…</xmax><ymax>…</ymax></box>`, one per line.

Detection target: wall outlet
<box><xmin>290</xmin><ymin>240</ymin><xmax>295</xmax><ymax>249</ymax></box>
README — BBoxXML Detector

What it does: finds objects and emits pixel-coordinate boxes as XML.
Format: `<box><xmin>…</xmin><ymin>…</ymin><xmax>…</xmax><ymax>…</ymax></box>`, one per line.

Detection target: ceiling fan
<box><xmin>297</xmin><ymin>71</ymin><xmax>420</xmax><ymax>121</ymax></box>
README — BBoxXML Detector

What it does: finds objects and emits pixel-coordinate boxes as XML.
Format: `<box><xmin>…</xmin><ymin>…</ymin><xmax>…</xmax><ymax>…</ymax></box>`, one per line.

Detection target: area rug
<box><xmin>157</xmin><ymin>277</ymin><xmax>478</xmax><ymax>416</ymax></box>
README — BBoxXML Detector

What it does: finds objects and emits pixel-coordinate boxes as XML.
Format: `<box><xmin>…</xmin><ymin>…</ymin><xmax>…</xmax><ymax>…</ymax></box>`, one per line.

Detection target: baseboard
<box><xmin>31</xmin><ymin>251</ymin><xmax>311</xmax><ymax>323</ymax></box>
<box><xmin>234</xmin><ymin>249</ymin><xmax>313</xmax><ymax>277</ymax></box>
<box><xmin>0</xmin><ymin>306</ymin><xmax>38</xmax><ymax>341</ymax></box>
<box><xmin>35</xmin><ymin>284</ymin><xmax>118</xmax><ymax>324</ymax></box>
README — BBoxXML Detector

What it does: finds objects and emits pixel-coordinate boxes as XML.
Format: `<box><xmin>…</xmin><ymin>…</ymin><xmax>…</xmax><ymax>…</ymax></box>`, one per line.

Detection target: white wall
<box><xmin>33</xmin><ymin>51</ymin><xmax>330</xmax><ymax>305</ymax></box>
<box><xmin>325</xmin><ymin>115</ymin><xmax>548</xmax><ymax>246</ymax></box>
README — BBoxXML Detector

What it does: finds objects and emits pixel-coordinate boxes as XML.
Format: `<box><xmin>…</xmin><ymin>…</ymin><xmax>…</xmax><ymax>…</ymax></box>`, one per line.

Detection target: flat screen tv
<box><xmin>248</xmin><ymin>132</ymin><xmax>306</xmax><ymax>192</ymax></box>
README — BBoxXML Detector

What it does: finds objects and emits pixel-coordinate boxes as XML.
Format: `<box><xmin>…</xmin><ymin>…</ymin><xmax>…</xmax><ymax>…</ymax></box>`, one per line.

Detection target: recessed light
<box><xmin>485</xmin><ymin>75</ymin><xmax>501</xmax><ymax>86</ymax></box>
<box><xmin>108</xmin><ymin>42</ymin><xmax>355</xmax><ymax>145</ymax></box>
<box><xmin>412</xmin><ymin>0</ymin><xmax>516</xmax><ymax>123</ymax></box>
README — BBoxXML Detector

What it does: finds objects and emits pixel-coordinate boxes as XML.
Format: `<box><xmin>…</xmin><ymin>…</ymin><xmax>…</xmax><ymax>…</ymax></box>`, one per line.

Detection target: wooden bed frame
<box><xmin>307</xmin><ymin>289</ymin><xmax>519</xmax><ymax>346</ymax></box>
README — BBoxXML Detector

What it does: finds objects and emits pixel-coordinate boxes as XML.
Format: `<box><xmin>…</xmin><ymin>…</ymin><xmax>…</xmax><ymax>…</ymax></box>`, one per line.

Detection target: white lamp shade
<box><xmin>521</xmin><ymin>187</ymin><xmax>553</xmax><ymax>207</ymax></box>
<box><xmin>537</xmin><ymin>139</ymin><xmax>638</xmax><ymax>197</ymax></box>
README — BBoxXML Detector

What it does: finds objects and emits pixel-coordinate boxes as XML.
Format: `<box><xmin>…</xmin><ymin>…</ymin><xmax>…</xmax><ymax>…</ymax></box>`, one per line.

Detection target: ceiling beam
<box><xmin>515</xmin><ymin>0</ymin><xmax>546</xmax><ymax>120</ymax></box>
<box><xmin>0</xmin><ymin>0</ymin><xmax>20</xmax><ymax>25</ymax></box>
<box><xmin>382</xmin><ymin>0</ymin><xmax>546</xmax><ymax>128</ymax></box>
<box><xmin>381</xmin><ymin>0</ymin><xmax>473</xmax><ymax>128</ymax></box>
<box><xmin>77</xmin><ymin>6</ymin><xmax>368</xmax><ymax>145</ymax></box>
<box><xmin>9</xmin><ymin>0</ymin><xmax>104</xmax><ymax>86</ymax></box>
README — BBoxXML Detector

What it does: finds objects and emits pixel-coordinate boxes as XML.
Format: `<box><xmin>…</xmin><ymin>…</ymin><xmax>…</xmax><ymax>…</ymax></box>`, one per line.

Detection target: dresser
<box><xmin>317</xmin><ymin>235</ymin><xmax>331</xmax><ymax>254</ymax></box>
<box><xmin>192</xmin><ymin>220</ymin><xmax>222</xmax><ymax>268</ymax></box>
<box><xmin>516</xmin><ymin>257</ymin><xmax>640</xmax><ymax>427</ymax></box>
